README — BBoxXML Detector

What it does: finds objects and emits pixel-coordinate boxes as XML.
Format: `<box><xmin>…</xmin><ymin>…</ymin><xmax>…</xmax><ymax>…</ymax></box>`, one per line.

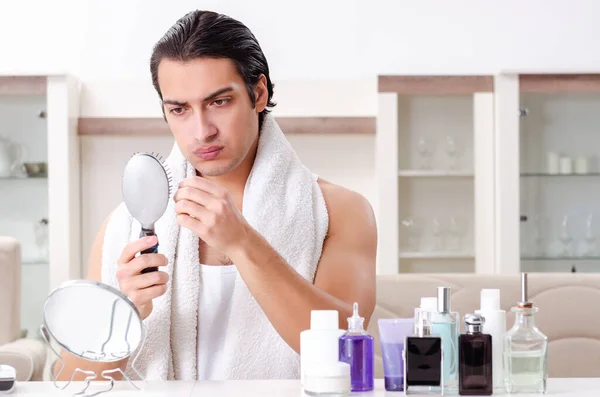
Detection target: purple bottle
<box><xmin>339</xmin><ymin>302</ymin><xmax>374</xmax><ymax>392</ymax></box>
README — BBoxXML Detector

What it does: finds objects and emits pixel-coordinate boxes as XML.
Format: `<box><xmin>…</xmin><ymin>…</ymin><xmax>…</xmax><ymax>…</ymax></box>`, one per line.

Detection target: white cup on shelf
<box><xmin>575</xmin><ymin>156</ymin><xmax>589</xmax><ymax>174</ymax></box>
<box><xmin>559</xmin><ymin>156</ymin><xmax>572</xmax><ymax>174</ymax></box>
<box><xmin>547</xmin><ymin>152</ymin><xmax>559</xmax><ymax>174</ymax></box>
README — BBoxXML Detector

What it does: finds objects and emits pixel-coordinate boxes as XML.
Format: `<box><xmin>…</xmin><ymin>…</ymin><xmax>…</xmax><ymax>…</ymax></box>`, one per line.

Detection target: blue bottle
<box><xmin>431</xmin><ymin>286</ymin><xmax>459</xmax><ymax>391</ymax></box>
<box><xmin>339</xmin><ymin>302</ymin><xmax>374</xmax><ymax>392</ymax></box>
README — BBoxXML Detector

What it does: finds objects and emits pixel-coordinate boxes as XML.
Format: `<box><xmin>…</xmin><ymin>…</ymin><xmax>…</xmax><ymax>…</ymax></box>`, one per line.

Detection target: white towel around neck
<box><xmin>100</xmin><ymin>114</ymin><xmax>329</xmax><ymax>380</ymax></box>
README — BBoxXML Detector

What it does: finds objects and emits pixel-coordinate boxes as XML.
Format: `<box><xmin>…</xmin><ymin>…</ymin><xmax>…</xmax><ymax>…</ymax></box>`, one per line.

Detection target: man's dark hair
<box><xmin>150</xmin><ymin>10</ymin><xmax>276</xmax><ymax>129</ymax></box>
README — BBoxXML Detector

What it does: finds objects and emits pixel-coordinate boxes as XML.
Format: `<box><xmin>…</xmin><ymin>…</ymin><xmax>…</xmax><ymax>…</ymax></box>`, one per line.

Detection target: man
<box><xmin>60</xmin><ymin>9</ymin><xmax>376</xmax><ymax>381</ymax></box>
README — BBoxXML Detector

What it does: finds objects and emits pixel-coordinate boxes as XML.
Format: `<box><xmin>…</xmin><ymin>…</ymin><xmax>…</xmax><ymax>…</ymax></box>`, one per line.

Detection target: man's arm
<box><xmin>229</xmin><ymin>180</ymin><xmax>377</xmax><ymax>353</ymax></box>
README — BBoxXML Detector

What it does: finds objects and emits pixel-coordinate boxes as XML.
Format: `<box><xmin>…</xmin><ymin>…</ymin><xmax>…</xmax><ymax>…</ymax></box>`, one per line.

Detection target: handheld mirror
<box><xmin>41</xmin><ymin>280</ymin><xmax>146</xmax><ymax>395</ymax></box>
<box><xmin>121</xmin><ymin>152</ymin><xmax>172</xmax><ymax>273</ymax></box>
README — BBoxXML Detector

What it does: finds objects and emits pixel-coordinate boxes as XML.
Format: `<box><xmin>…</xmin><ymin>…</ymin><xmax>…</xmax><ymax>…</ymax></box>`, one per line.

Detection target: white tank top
<box><xmin>196</xmin><ymin>264</ymin><xmax>238</xmax><ymax>380</ymax></box>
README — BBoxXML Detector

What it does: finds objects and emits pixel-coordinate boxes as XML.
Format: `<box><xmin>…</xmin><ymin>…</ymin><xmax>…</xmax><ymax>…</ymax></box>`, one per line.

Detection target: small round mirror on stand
<box><xmin>41</xmin><ymin>280</ymin><xmax>146</xmax><ymax>396</ymax></box>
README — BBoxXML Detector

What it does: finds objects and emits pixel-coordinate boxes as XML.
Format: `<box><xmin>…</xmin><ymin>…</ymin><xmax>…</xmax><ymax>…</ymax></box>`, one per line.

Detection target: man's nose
<box><xmin>193</xmin><ymin>112</ymin><xmax>218</xmax><ymax>142</ymax></box>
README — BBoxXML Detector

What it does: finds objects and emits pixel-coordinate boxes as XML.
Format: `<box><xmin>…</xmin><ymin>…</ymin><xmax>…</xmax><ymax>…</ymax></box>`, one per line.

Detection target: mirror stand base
<box><xmin>40</xmin><ymin>324</ymin><xmax>147</xmax><ymax>397</ymax></box>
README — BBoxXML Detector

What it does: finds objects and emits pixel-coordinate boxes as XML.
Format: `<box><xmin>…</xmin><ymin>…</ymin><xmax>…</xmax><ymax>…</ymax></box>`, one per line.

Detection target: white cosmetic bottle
<box><xmin>0</xmin><ymin>365</ymin><xmax>16</xmax><ymax>394</ymax></box>
<box><xmin>413</xmin><ymin>297</ymin><xmax>437</xmax><ymax>332</ymax></box>
<box><xmin>300</xmin><ymin>310</ymin><xmax>350</xmax><ymax>396</ymax></box>
<box><xmin>475</xmin><ymin>289</ymin><xmax>506</xmax><ymax>390</ymax></box>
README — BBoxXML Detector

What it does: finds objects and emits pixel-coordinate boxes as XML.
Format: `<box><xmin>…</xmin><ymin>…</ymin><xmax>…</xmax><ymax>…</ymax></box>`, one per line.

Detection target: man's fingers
<box><xmin>173</xmin><ymin>186</ymin><xmax>213</xmax><ymax>208</ymax></box>
<box><xmin>123</xmin><ymin>270</ymin><xmax>168</xmax><ymax>292</ymax></box>
<box><xmin>118</xmin><ymin>236</ymin><xmax>158</xmax><ymax>264</ymax></box>
<box><xmin>177</xmin><ymin>213</ymin><xmax>209</xmax><ymax>235</ymax></box>
<box><xmin>174</xmin><ymin>199</ymin><xmax>212</xmax><ymax>220</ymax></box>
<box><xmin>178</xmin><ymin>176</ymin><xmax>226</xmax><ymax>197</ymax></box>
<box><xmin>128</xmin><ymin>284</ymin><xmax>168</xmax><ymax>307</ymax></box>
<box><xmin>117</xmin><ymin>253</ymin><xmax>168</xmax><ymax>280</ymax></box>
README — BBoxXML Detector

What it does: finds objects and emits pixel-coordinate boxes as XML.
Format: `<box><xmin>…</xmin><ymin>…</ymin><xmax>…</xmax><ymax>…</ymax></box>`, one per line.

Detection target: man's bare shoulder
<box><xmin>317</xmin><ymin>178</ymin><xmax>377</xmax><ymax>239</ymax></box>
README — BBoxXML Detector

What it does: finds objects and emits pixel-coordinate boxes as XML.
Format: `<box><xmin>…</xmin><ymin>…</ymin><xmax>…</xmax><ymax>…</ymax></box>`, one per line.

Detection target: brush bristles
<box><xmin>162</xmin><ymin>160</ymin><xmax>173</xmax><ymax>196</ymax></box>
<box><xmin>151</xmin><ymin>152</ymin><xmax>174</xmax><ymax>196</ymax></box>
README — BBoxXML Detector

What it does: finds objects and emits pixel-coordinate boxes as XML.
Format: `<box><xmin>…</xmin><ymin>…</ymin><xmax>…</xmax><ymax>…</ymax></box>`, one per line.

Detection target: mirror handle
<box><xmin>139</xmin><ymin>229</ymin><xmax>159</xmax><ymax>273</ymax></box>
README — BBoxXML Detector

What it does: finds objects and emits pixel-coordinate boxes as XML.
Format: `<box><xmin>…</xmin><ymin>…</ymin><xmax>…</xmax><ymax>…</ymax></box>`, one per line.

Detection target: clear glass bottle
<box><xmin>504</xmin><ymin>273</ymin><xmax>548</xmax><ymax>394</ymax></box>
<box><xmin>339</xmin><ymin>302</ymin><xmax>374</xmax><ymax>392</ymax></box>
<box><xmin>459</xmin><ymin>314</ymin><xmax>493</xmax><ymax>396</ymax></box>
<box><xmin>431</xmin><ymin>286</ymin><xmax>459</xmax><ymax>391</ymax></box>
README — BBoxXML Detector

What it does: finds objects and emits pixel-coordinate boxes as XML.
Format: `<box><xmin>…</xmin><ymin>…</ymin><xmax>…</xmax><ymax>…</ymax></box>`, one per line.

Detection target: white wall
<box><xmin>4</xmin><ymin>0</ymin><xmax>600</xmax><ymax>78</ymax></box>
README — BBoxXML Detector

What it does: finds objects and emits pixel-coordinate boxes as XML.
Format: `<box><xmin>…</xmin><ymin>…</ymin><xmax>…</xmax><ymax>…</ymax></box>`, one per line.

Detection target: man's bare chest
<box><xmin>198</xmin><ymin>239</ymin><xmax>233</xmax><ymax>266</ymax></box>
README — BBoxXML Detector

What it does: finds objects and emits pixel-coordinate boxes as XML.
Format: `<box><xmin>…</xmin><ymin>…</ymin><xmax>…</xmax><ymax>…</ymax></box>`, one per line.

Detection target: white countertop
<box><xmin>10</xmin><ymin>378</ymin><xmax>600</xmax><ymax>396</ymax></box>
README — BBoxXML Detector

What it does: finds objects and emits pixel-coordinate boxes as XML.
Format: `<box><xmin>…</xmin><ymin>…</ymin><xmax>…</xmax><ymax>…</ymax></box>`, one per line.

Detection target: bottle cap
<box><xmin>464</xmin><ymin>313</ymin><xmax>485</xmax><ymax>334</ymax></box>
<box><xmin>518</xmin><ymin>273</ymin><xmax>533</xmax><ymax>308</ymax></box>
<box><xmin>420</xmin><ymin>297</ymin><xmax>438</xmax><ymax>311</ymax></box>
<box><xmin>480</xmin><ymin>289</ymin><xmax>500</xmax><ymax>311</ymax></box>
<box><xmin>415</xmin><ymin>308</ymin><xmax>431</xmax><ymax>337</ymax></box>
<box><xmin>347</xmin><ymin>302</ymin><xmax>364</xmax><ymax>331</ymax></box>
<box><xmin>437</xmin><ymin>287</ymin><xmax>451</xmax><ymax>313</ymax></box>
<box><xmin>310</xmin><ymin>310</ymin><xmax>339</xmax><ymax>330</ymax></box>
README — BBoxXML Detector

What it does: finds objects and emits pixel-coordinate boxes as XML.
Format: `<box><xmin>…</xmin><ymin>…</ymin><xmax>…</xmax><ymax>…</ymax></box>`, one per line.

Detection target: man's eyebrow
<box><xmin>162</xmin><ymin>99</ymin><xmax>186</xmax><ymax>107</ymax></box>
<box><xmin>162</xmin><ymin>87</ymin><xmax>235</xmax><ymax>108</ymax></box>
<box><xmin>202</xmin><ymin>86</ymin><xmax>234</xmax><ymax>101</ymax></box>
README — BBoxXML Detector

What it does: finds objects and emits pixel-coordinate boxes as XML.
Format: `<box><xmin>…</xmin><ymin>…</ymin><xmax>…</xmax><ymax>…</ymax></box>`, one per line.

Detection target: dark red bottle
<box><xmin>459</xmin><ymin>313</ymin><xmax>493</xmax><ymax>396</ymax></box>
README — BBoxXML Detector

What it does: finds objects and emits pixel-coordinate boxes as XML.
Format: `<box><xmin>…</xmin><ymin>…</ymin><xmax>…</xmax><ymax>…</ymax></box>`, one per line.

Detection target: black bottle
<box><xmin>458</xmin><ymin>314</ymin><xmax>493</xmax><ymax>396</ymax></box>
<box><xmin>404</xmin><ymin>308</ymin><xmax>443</xmax><ymax>394</ymax></box>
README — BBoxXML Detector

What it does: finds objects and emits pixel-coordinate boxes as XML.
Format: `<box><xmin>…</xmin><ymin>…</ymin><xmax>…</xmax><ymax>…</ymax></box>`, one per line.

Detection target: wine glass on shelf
<box><xmin>431</xmin><ymin>216</ymin><xmax>445</xmax><ymax>252</ymax></box>
<box><xmin>448</xmin><ymin>216</ymin><xmax>468</xmax><ymax>252</ymax></box>
<box><xmin>583</xmin><ymin>213</ymin><xmax>597</xmax><ymax>257</ymax></box>
<box><xmin>400</xmin><ymin>217</ymin><xmax>425</xmax><ymax>252</ymax></box>
<box><xmin>445</xmin><ymin>135</ymin><xmax>461</xmax><ymax>170</ymax></box>
<box><xmin>530</xmin><ymin>214</ymin><xmax>547</xmax><ymax>257</ymax></box>
<box><xmin>558</xmin><ymin>214</ymin><xmax>573</xmax><ymax>257</ymax></box>
<box><xmin>416</xmin><ymin>137</ymin><xmax>434</xmax><ymax>170</ymax></box>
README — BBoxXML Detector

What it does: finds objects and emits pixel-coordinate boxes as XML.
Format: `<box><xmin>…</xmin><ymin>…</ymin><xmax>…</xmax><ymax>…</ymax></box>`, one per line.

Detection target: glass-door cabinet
<box><xmin>0</xmin><ymin>78</ymin><xmax>49</xmax><ymax>339</ymax></box>
<box><xmin>495</xmin><ymin>72</ymin><xmax>600</xmax><ymax>274</ymax></box>
<box><xmin>376</xmin><ymin>76</ymin><xmax>496</xmax><ymax>275</ymax></box>
<box><xmin>0</xmin><ymin>74</ymin><xmax>81</xmax><ymax>339</ymax></box>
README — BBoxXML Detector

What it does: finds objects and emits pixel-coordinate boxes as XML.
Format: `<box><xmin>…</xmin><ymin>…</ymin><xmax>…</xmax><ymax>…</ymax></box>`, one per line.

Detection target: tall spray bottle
<box><xmin>431</xmin><ymin>286</ymin><xmax>459</xmax><ymax>391</ymax></box>
<box><xmin>475</xmin><ymin>289</ymin><xmax>506</xmax><ymax>390</ymax></box>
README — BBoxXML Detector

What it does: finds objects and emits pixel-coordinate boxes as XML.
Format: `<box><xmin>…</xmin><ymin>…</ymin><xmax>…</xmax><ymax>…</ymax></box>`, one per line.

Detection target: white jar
<box><xmin>0</xmin><ymin>365</ymin><xmax>16</xmax><ymax>393</ymax></box>
<box><xmin>575</xmin><ymin>156</ymin><xmax>589</xmax><ymax>174</ymax></box>
<box><xmin>303</xmin><ymin>362</ymin><xmax>351</xmax><ymax>396</ymax></box>
<box><xmin>300</xmin><ymin>310</ymin><xmax>348</xmax><ymax>396</ymax></box>
<box><xmin>546</xmin><ymin>152</ymin><xmax>559</xmax><ymax>174</ymax></box>
<box><xmin>559</xmin><ymin>156</ymin><xmax>572</xmax><ymax>174</ymax></box>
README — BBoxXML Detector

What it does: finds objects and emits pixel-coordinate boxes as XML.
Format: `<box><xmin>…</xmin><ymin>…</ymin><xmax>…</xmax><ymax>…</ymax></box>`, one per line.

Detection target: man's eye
<box><xmin>170</xmin><ymin>107</ymin><xmax>184</xmax><ymax>115</ymax></box>
<box><xmin>212</xmin><ymin>98</ymin><xmax>230</xmax><ymax>107</ymax></box>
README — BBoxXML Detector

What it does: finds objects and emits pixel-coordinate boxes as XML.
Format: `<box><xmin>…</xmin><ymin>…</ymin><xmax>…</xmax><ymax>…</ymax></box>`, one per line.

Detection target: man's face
<box><xmin>157</xmin><ymin>57</ymin><xmax>266</xmax><ymax>177</ymax></box>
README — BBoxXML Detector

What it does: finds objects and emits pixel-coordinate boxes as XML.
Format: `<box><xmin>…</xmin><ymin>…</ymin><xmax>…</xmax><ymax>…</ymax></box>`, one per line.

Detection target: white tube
<box><xmin>474</xmin><ymin>289</ymin><xmax>506</xmax><ymax>390</ymax></box>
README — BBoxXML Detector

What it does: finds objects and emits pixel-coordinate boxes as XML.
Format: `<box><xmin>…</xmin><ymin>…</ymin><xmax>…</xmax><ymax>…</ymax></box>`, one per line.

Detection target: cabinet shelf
<box><xmin>22</xmin><ymin>259</ymin><xmax>48</xmax><ymax>266</ymax></box>
<box><xmin>398</xmin><ymin>170</ymin><xmax>474</xmax><ymax>177</ymax></box>
<box><xmin>0</xmin><ymin>176</ymin><xmax>47</xmax><ymax>180</ymax></box>
<box><xmin>399</xmin><ymin>252</ymin><xmax>474</xmax><ymax>259</ymax></box>
<box><xmin>520</xmin><ymin>172</ymin><xmax>600</xmax><ymax>177</ymax></box>
<box><xmin>522</xmin><ymin>256</ymin><xmax>600</xmax><ymax>261</ymax></box>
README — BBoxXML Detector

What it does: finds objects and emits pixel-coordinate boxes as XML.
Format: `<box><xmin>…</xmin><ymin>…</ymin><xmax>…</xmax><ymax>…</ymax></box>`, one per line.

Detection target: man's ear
<box><xmin>254</xmin><ymin>74</ymin><xmax>268</xmax><ymax>113</ymax></box>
